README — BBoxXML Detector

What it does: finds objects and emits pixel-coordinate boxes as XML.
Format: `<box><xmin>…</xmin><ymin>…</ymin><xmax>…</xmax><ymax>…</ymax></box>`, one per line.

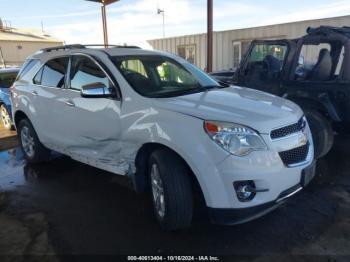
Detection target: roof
<box><xmin>307</xmin><ymin>26</ymin><xmax>350</xmax><ymax>37</ymax></box>
<box><xmin>0</xmin><ymin>27</ymin><xmax>62</xmax><ymax>43</ymax></box>
<box><xmin>85</xmin><ymin>0</ymin><xmax>120</xmax><ymax>5</ymax></box>
<box><xmin>148</xmin><ymin>15</ymin><xmax>350</xmax><ymax>42</ymax></box>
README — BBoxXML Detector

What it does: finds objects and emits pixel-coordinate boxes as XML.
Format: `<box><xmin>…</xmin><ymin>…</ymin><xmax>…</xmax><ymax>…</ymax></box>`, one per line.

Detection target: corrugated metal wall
<box><xmin>148</xmin><ymin>15</ymin><xmax>350</xmax><ymax>71</ymax></box>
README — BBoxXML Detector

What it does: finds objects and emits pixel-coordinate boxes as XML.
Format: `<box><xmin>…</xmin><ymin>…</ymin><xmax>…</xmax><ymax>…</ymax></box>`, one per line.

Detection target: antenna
<box><xmin>156</xmin><ymin>5</ymin><xmax>165</xmax><ymax>38</ymax></box>
<box><xmin>41</xmin><ymin>20</ymin><xmax>44</xmax><ymax>34</ymax></box>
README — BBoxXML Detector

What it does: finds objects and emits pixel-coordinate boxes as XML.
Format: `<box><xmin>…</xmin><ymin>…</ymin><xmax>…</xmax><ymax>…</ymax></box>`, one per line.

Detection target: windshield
<box><xmin>112</xmin><ymin>55</ymin><xmax>219</xmax><ymax>98</ymax></box>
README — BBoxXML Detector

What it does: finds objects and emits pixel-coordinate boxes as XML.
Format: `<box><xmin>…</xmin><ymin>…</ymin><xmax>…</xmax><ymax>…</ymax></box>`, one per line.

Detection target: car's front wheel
<box><xmin>0</xmin><ymin>104</ymin><xmax>13</xmax><ymax>130</ymax></box>
<box><xmin>148</xmin><ymin>149</ymin><xmax>193</xmax><ymax>231</ymax></box>
<box><xmin>18</xmin><ymin>118</ymin><xmax>50</xmax><ymax>163</ymax></box>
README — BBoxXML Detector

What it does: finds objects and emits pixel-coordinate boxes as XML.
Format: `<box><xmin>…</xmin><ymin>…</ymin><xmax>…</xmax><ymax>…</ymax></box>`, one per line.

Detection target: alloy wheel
<box><xmin>151</xmin><ymin>163</ymin><xmax>166</xmax><ymax>218</ymax></box>
<box><xmin>21</xmin><ymin>126</ymin><xmax>35</xmax><ymax>158</ymax></box>
<box><xmin>0</xmin><ymin>106</ymin><xmax>12</xmax><ymax>129</ymax></box>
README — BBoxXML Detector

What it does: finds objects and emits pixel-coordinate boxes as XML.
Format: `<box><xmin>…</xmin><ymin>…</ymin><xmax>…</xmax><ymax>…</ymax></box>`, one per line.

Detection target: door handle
<box><xmin>65</xmin><ymin>100</ymin><xmax>75</xmax><ymax>107</ymax></box>
<box><xmin>31</xmin><ymin>91</ymin><xmax>38</xmax><ymax>96</ymax></box>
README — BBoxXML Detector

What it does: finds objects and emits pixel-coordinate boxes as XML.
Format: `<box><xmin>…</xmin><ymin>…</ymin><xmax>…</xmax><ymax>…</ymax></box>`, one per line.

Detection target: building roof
<box><xmin>148</xmin><ymin>14</ymin><xmax>350</xmax><ymax>42</ymax></box>
<box><xmin>0</xmin><ymin>27</ymin><xmax>62</xmax><ymax>43</ymax></box>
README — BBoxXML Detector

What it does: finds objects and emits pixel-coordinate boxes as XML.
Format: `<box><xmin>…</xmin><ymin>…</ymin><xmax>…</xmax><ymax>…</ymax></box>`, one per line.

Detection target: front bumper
<box><xmin>208</xmin><ymin>161</ymin><xmax>316</xmax><ymax>225</ymax></box>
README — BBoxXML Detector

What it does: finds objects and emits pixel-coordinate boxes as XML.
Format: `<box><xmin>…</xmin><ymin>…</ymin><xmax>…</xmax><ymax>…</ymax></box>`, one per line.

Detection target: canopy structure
<box><xmin>85</xmin><ymin>0</ymin><xmax>120</xmax><ymax>47</ymax></box>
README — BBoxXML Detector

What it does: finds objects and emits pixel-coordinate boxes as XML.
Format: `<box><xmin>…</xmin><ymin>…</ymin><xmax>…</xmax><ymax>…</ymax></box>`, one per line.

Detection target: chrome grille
<box><xmin>279</xmin><ymin>143</ymin><xmax>309</xmax><ymax>166</ymax></box>
<box><xmin>270</xmin><ymin>117</ymin><xmax>306</xmax><ymax>139</ymax></box>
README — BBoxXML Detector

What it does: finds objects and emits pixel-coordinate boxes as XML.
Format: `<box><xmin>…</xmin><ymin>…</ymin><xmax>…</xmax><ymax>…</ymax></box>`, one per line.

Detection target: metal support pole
<box><xmin>207</xmin><ymin>0</ymin><xmax>213</xmax><ymax>72</ymax></box>
<box><xmin>101</xmin><ymin>4</ymin><xmax>109</xmax><ymax>47</ymax></box>
<box><xmin>0</xmin><ymin>47</ymin><xmax>6</xmax><ymax>68</ymax></box>
<box><xmin>162</xmin><ymin>11</ymin><xmax>165</xmax><ymax>38</ymax></box>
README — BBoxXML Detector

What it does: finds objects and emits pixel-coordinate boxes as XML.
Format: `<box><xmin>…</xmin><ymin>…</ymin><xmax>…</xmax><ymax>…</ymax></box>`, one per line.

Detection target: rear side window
<box><xmin>69</xmin><ymin>55</ymin><xmax>111</xmax><ymax>91</ymax></box>
<box><xmin>33</xmin><ymin>57</ymin><xmax>69</xmax><ymax>88</ymax></box>
<box><xmin>16</xmin><ymin>59</ymin><xmax>38</xmax><ymax>80</ymax></box>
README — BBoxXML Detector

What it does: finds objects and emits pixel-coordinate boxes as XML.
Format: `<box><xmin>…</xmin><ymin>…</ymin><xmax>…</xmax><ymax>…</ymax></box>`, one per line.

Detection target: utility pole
<box><xmin>101</xmin><ymin>3</ymin><xmax>108</xmax><ymax>47</ymax></box>
<box><xmin>0</xmin><ymin>47</ymin><xmax>6</xmax><ymax>68</ymax></box>
<box><xmin>157</xmin><ymin>8</ymin><xmax>165</xmax><ymax>38</ymax></box>
<box><xmin>207</xmin><ymin>0</ymin><xmax>213</xmax><ymax>72</ymax></box>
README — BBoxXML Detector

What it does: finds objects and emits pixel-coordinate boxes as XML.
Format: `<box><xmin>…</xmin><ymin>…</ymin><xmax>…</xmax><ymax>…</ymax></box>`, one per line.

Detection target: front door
<box><xmin>59</xmin><ymin>54</ymin><xmax>124</xmax><ymax>174</ymax></box>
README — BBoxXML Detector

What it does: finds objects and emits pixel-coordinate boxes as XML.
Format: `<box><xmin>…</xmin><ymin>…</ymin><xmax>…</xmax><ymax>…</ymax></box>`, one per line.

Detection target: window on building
<box><xmin>177</xmin><ymin>45</ymin><xmax>196</xmax><ymax>64</ymax></box>
<box><xmin>33</xmin><ymin>57</ymin><xmax>68</xmax><ymax>88</ymax></box>
<box><xmin>232</xmin><ymin>42</ymin><xmax>241</xmax><ymax>69</ymax></box>
<box><xmin>70</xmin><ymin>56</ymin><xmax>111</xmax><ymax>91</ymax></box>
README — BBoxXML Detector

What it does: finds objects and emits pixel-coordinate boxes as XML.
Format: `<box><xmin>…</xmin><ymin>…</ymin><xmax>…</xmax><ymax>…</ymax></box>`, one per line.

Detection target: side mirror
<box><xmin>81</xmin><ymin>82</ymin><xmax>114</xmax><ymax>98</ymax></box>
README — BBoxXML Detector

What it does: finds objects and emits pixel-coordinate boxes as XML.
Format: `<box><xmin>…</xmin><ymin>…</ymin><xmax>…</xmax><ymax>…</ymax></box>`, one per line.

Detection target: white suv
<box><xmin>11</xmin><ymin>45</ymin><xmax>315</xmax><ymax>230</ymax></box>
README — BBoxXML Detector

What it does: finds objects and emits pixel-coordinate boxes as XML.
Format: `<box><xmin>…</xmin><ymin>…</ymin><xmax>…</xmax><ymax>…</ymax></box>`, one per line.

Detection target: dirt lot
<box><xmin>0</xmin><ymin>136</ymin><xmax>349</xmax><ymax>261</ymax></box>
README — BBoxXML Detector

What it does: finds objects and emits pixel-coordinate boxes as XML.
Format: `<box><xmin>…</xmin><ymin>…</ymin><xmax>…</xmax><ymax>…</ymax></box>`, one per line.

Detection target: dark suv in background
<box><xmin>211</xmin><ymin>26</ymin><xmax>350</xmax><ymax>159</ymax></box>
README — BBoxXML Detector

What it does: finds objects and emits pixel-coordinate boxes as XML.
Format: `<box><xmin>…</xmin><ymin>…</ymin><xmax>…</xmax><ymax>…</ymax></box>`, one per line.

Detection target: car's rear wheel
<box><xmin>0</xmin><ymin>104</ymin><xmax>13</xmax><ymax>130</ymax></box>
<box><xmin>18</xmin><ymin>118</ymin><xmax>50</xmax><ymax>163</ymax></box>
<box><xmin>304</xmin><ymin>109</ymin><xmax>334</xmax><ymax>159</ymax></box>
<box><xmin>148</xmin><ymin>149</ymin><xmax>193</xmax><ymax>231</ymax></box>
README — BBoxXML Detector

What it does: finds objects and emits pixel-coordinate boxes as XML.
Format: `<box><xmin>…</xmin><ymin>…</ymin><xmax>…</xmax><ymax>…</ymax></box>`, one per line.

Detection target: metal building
<box><xmin>148</xmin><ymin>15</ymin><xmax>350</xmax><ymax>71</ymax></box>
<box><xmin>0</xmin><ymin>19</ymin><xmax>63</xmax><ymax>68</ymax></box>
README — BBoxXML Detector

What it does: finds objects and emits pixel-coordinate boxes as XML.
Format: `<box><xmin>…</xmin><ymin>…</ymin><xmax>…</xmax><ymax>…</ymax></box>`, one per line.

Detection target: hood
<box><xmin>152</xmin><ymin>86</ymin><xmax>303</xmax><ymax>134</ymax></box>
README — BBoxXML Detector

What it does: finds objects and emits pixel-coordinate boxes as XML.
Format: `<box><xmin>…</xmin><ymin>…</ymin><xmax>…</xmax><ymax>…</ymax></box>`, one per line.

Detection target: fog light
<box><xmin>233</xmin><ymin>181</ymin><xmax>256</xmax><ymax>202</ymax></box>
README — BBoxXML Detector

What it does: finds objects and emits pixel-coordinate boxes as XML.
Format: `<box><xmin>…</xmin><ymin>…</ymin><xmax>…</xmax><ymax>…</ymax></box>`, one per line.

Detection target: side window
<box><xmin>70</xmin><ymin>56</ymin><xmax>110</xmax><ymax>91</ymax></box>
<box><xmin>16</xmin><ymin>59</ymin><xmax>39</xmax><ymax>81</ymax></box>
<box><xmin>299</xmin><ymin>43</ymin><xmax>330</xmax><ymax>67</ymax></box>
<box><xmin>295</xmin><ymin>43</ymin><xmax>334</xmax><ymax>81</ymax></box>
<box><xmin>249</xmin><ymin>44</ymin><xmax>287</xmax><ymax>69</ymax></box>
<box><xmin>33</xmin><ymin>57</ymin><xmax>69</xmax><ymax>88</ymax></box>
<box><xmin>33</xmin><ymin>68</ymin><xmax>43</xmax><ymax>85</ymax></box>
<box><xmin>335</xmin><ymin>46</ymin><xmax>345</xmax><ymax>76</ymax></box>
<box><xmin>0</xmin><ymin>72</ymin><xmax>18</xmax><ymax>88</ymax></box>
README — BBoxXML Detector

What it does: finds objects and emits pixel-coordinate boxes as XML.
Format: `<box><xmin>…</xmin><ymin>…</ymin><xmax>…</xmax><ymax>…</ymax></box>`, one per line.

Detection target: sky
<box><xmin>1</xmin><ymin>0</ymin><xmax>350</xmax><ymax>48</ymax></box>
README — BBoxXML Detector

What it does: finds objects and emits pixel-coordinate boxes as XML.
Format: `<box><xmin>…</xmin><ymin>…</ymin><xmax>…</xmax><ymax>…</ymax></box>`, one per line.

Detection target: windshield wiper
<box><xmin>202</xmin><ymin>85</ymin><xmax>228</xmax><ymax>90</ymax></box>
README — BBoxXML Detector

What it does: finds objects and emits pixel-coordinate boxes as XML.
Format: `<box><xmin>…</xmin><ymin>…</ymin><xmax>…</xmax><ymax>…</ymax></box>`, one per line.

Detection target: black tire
<box><xmin>148</xmin><ymin>149</ymin><xmax>193</xmax><ymax>231</ymax></box>
<box><xmin>0</xmin><ymin>104</ymin><xmax>14</xmax><ymax>130</ymax></box>
<box><xmin>304</xmin><ymin>109</ymin><xmax>334</xmax><ymax>159</ymax></box>
<box><xmin>18</xmin><ymin>118</ymin><xmax>50</xmax><ymax>163</ymax></box>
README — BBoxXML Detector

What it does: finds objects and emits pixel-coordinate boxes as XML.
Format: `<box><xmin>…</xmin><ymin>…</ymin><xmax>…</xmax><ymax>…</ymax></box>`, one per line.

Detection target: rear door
<box><xmin>236</xmin><ymin>40</ymin><xmax>289</xmax><ymax>95</ymax></box>
<box><xmin>31</xmin><ymin>56</ymin><xmax>69</xmax><ymax>146</ymax></box>
<box><xmin>58</xmin><ymin>54</ymin><xmax>123</xmax><ymax>173</ymax></box>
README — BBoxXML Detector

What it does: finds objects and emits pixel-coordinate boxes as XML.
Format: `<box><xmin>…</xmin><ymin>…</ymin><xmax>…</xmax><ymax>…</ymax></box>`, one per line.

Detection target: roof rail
<box><xmin>41</xmin><ymin>44</ymin><xmax>86</xmax><ymax>52</ymax></box>
<box><xmin>84</xmin><ymin>44</ymin><xmax>141</xmax><ymax>49</ymax></box>
<box><xmin>41</xmin><ymin>44</ymin><xmax>141</xmax><ymax>52</ymax></box>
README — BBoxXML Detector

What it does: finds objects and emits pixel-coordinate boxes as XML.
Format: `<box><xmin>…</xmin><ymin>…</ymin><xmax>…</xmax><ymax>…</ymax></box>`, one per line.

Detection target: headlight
<box><xmin>204</xmin><ymin>121</ymin><xmax>267</xmax><ymax>156</ymax></box>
